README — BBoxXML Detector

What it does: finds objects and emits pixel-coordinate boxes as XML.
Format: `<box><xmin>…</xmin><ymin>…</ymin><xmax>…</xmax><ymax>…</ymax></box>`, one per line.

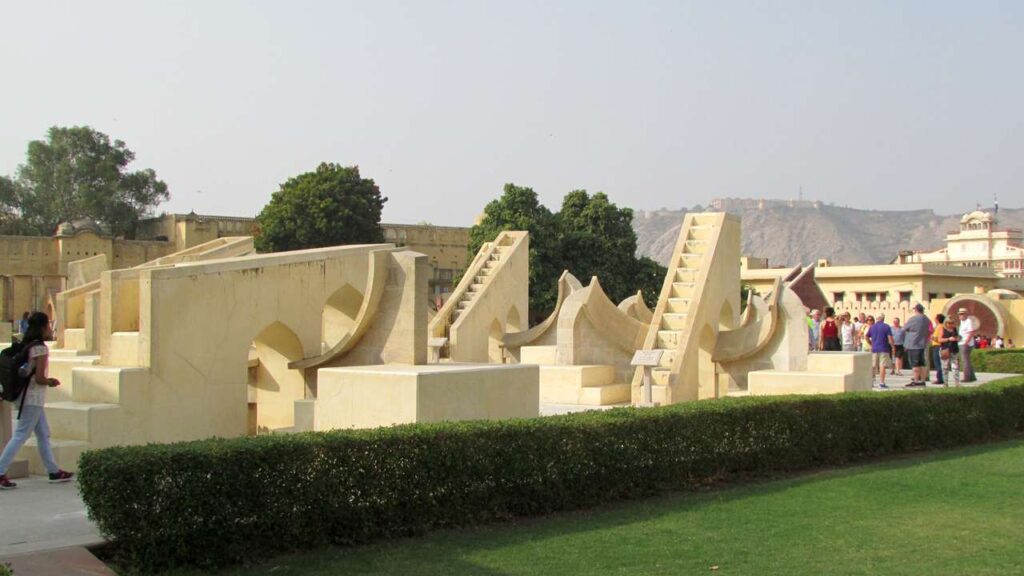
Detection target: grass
<box><xmin>166</xmin><ymin>437</ymin><xmax>1024</xmax><ymax>576</ymax></box>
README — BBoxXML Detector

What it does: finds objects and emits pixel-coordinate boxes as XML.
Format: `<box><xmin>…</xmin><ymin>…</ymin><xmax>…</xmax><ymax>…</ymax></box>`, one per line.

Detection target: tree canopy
<box><xmin>469</xmin><ymin>184</ymin><xmax>562</xmax><ymax>316</ymax></box>
<box><xmin>5</xmin><ymin>126</ymin><xmax>169</xmax><ymax>237</ymax></box>
<box><xmin>469</xmin><ymin>184</ymin><xmax>667</xmax><ymax>322</ymax></box>
<box><xmin>254</xmin><ymin>163</ymin><xmax>387</xmax><ymax>253</ymax></box>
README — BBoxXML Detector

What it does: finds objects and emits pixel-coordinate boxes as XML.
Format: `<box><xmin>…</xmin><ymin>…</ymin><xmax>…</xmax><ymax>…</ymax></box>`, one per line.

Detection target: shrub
<box><xmin>79</xmin><ymin>378</ymin><xmax>1024</xmax><ymax>573</ymax></box>
<box><xmin>972</xmin><ymin>349</ymin><xmax>1024</xmax><ymax>373</ymax></box>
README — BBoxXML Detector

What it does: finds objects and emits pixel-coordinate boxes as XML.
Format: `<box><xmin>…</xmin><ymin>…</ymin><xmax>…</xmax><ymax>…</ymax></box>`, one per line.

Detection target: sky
<box><xmin>1</xmin><ymin>1</ymin><xmax>1022</xmax><ymax>226</ymax></box>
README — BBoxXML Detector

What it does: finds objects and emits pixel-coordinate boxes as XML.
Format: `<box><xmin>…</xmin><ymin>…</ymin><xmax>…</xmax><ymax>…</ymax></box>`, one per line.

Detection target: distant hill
<box><xmin>632</xmin><ymin>199</ymin><xmax>1024</xmax><ymax>267</ymax></box>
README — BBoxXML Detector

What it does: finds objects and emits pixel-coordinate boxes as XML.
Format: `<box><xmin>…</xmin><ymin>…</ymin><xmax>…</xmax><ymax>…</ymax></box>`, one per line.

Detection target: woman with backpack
<box><xmin>0</xmin><ymin>312</ymin><xmax>74</xmax><ymax>489</ymax></box>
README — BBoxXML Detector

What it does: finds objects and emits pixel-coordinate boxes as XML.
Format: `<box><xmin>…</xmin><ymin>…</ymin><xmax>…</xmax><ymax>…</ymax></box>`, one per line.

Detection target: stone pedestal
<box><xmin>1</xmin><ymin>401</ymin><xmax>29</xmax><ymax>478</ymax></box>
<box><xmin>297</xmin><ymin>363</ymin><xmax>539</xmax><ymax>431</ymax></box>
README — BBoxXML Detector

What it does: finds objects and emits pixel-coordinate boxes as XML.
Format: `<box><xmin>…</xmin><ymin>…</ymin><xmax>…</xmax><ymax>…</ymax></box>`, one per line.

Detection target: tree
<box><xmin>12</xmin><ymin>126</ymin><xmax>168</xmax><ymax>237</ymax></box>
<box><xmin>0</xmin><ymin>176</ymin><xmax>35</xmax><ymax>235</ymax></box>
<box><xmin>468</xmin><ymin>184</ymin><xmax>562</xmax><ymax>319</ymax></box>
<box><xmin>468</xmin><ymin>185</ymin><xmax>668</xmax><ymax>323</ymax></box>
<box><xmin>254</xmin><ymin>163</ymin><xmax>387</xmax><ymax>253</ymax></box>
<box><xmin>558</xmin><ymin>190</ymin><xmax>648</xmax><ymax>305</ymax></box>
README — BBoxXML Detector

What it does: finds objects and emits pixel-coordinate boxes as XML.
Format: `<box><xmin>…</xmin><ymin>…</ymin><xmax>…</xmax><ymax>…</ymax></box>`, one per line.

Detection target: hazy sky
<box><xmin>2</xmin><ymin>1</ymin><xmax>1021</xmax><ymax>226</ymax></box>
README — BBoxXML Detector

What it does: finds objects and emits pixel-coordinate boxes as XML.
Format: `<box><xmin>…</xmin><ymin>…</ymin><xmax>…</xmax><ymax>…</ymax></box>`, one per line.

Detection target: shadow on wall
<box><xmin>250</xmin><ymin>321</ymin><xmax>305</xmax><ymax>434</ymax></box>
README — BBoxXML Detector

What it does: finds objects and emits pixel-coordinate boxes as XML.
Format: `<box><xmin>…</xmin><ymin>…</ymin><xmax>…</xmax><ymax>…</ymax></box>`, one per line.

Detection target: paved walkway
<box><xmin>1</xmin><ymin>371</ymin><xmax>1018</xmax><ymax>559</ymax></box>
<box><xmin>0</xmin><ymin>476</ymin><xmax>103</xmax><ymax>558</ymax></box>
<box><xmin>870</xmin><ymin>369</ymin><xmax>1016</xmax><ymax>391</ymax></box>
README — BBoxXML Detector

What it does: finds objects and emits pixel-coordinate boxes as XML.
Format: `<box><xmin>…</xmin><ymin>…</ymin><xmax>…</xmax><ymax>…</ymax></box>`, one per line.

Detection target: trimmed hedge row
<box><xmin>972</xmin><ymin>349</ymin><xmax>1024</xmax><ymax>374</ymax></box>
<box><xmin>79</xmin><ymin>378</ymin><xmax>1024</xmax><ymax>572</ymax></box>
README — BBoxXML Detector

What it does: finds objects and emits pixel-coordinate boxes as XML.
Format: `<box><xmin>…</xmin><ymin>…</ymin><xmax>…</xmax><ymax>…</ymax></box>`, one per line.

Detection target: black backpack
<box><xmin>0</xmin><ymin>339</ymin><xmax>40</xmax><ymax>418</ymax></box>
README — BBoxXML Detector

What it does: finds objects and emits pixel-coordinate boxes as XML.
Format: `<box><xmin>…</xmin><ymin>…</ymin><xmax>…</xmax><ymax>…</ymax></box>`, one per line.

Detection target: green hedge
<box><xmin>79</xmin><ymin>379</ymin><xmax>1024</xmax><ymax>573</ymax></box>
<box><xmin>972</xmin><ymin>349</ymin><xmax>1024</xmax><ymax>373</ymax></box>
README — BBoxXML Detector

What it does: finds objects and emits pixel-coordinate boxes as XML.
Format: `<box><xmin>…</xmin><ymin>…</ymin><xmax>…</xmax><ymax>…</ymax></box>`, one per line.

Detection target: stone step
<box><xmin>520</xmin><ymin>345</ymin><xmax>557</xmax><ymax>365</ymax></box>
<box><xmin>748</xmin><ymin>370</ymin><xmax>860</xmax><ymax>396</ymax></box>
<box><xmin>61</xmin><ymin>329</ymin><xmax>90</xmax><ymax>352</ymax></box>
<box><xmin>687</xmin><ymin>227</ymin><xmax>714</xmax><ymax>241</ymax></box>
<box><xmin>48</xmin><ymin>346</ymin><xmax>93</xmax><ymax>358</ymax></box>
<box><xmin>43</xmin><ymin>401</ymin><xmax>120</xmax><ymax>442</ymax></box>
<box><xmin>578</xmin><ymin>383</ymin><xmax>631</xmax><ymax>406</ymax></box>
<box><xmin>683</xmin><ymin>239</ymin><xmax>708</xmax><ymax>254</ymax></box>
<box><xmin>666</xmin><ymin>297</ymin><xmax>691</xmax><ymax>314</ymax></box>
<box><xmin>661</xmin><ymin>312</ymin><xmax>688</xmax><ymax>330</ymax></box>
<box><xmin>47</xmin><ymin>355</ymin><xmax>101</xmax><ymax>403</ymax></box>
<box><xmin>675</xmin><ymin>268</ymin><xmax>698</xmax><ymax>282</ymax></box>
<box><xmin>651</xmin><ymin>384</ymin><xmax>670</xmax><ymax>406</ymax></box>
<box><xmin>109</xmin><ymin>331</ymin><xmax>141</xmax><ymax>366</ymax></box>
<box><xmin>540</xmin><ymin>365</ymin><xmax>617</xmax><ymax>389</ymax></box>
<box><xmin>651</xmin><ymin>367</ymin><xmax>671</xmax><ymax>386</ymax></box>
<box><xmin>656</xmin><ymin>330</ymin><xmax>680</xmax><ymax>349</ymax></box>
<box><xmin>19</xmin><ymin>438</ymin><xmax>90</xmax><ymax>474</ymax></box>
<box><xmin>470</xmin><ymin>283</ymin><xmax>485</xmax><ymax>292</ymax></box>
<box><xmin>678</xmin><ymin>254</ymin><xmax>703</xmax><ymax>269</ymax></box>
<box><xmin>671</xmin><ymin>282</ymin><xmax>695</xmax><ymax>299</ymax></box>
<box><xmin>658</xmin><ymin>349</ymin><xmax>677</xmax><ymax>368</ymax></box>
<box><xmin>71</xmin><ymin>365</ymin><xmax>147</xmax><ymax>404</ymax></box>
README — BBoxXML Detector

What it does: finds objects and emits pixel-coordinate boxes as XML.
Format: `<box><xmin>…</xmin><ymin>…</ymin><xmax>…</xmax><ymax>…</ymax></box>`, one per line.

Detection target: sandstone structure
<box><xmin>14</xmin><ymin>237</ymin><xmax>534</xmax><ymax>474</ymax></box>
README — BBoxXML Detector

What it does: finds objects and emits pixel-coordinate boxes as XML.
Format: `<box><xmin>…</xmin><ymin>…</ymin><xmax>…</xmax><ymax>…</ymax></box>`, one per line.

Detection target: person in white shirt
<box><xmin>0</xmin><ymin>312</ymin><xmax>75</xmax><ymax>489</ymax></box>
<box><xmin>840</xmin><ymin>312</ymin><xmax>857</xmax><ymax>351</ymax></box>
<box><xmin>957</xmin><ymin>308</ymin><xmax>977</xmax><ymax>382</ymax></box>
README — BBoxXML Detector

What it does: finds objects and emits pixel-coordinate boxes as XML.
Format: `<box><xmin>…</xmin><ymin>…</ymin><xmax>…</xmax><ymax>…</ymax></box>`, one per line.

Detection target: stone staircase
<box><xmin>428</xmin><ymin>230</ymin><xmax>528</xmax><ymax>362</ymax></box>
<box><xmin>523</xmin><ymin>345</ymin><xmax>631</xmax><ymax>405</ymax></box>
<box><xmin>632</xmin><ymin>213</ymin><xmax>738</xmax><ymax>405</ymax></box>
<box><xmin>451</xmin><ymin>239</ymin><xmax>513</xmax><ymax>324</ymax></box>
<box><xmin>19</xmin><ymin>364</ymin><xmax>147</xmax><ymax>474</ymax></box>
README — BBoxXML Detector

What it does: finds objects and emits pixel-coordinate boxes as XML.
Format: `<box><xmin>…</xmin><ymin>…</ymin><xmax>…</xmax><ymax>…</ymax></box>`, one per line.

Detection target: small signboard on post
<box><xmin>428</xmin><ymin>337</ymin><xmax>448</xmax><ymax>364</ymax></box>
<box><xmin>631</xmin><ymin>349</ymin><xmax>664</xmax><ymax>407</ymax></box>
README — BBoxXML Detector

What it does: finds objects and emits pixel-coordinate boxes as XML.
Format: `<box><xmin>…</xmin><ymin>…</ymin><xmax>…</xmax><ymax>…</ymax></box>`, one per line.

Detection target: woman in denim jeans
<box><xmin>0</xmin><ymin>312</ymin><xmax>74</xmax><ymax>489</ymax></box>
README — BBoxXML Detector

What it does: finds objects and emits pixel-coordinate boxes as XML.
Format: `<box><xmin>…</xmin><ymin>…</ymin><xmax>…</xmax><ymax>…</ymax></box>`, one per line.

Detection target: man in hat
<box><xmin>902</xmin><ymin>303</ymin><xmax>931</xmax><ymax>387</ymax></box>
<box><xmin>957</xmin><ymin>308</ymin><xmax>977</xmax><ymax>382</ymax></box>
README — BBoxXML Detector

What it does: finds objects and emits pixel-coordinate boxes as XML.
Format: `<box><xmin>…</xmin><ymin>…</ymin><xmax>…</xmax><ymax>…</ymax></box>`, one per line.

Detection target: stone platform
<box><xmin>296</xmin><ymin>363</ymin><xmax>539</xmax><ymax>430</ymax></box>
<box><xmin>748</xmin><ymin>351</ymin><xmax>872</xmax><ymax>396</ymax></box>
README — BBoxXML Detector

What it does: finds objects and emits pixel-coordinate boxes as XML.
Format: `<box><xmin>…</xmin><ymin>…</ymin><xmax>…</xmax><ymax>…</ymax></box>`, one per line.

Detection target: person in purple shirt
<box><xmin>866</xmin><ymin>313</ymin><xmax>895</xmax><ymax>388</ymax></box>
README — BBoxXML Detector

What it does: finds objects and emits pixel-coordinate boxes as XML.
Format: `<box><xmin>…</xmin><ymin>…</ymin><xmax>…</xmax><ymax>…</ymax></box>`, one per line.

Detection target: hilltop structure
<box><xmin>742</xmin><ymin>209</ymin><xmax>1024</xmax><ymax>340</ymax></box>
<box><xmin>895</xmin><ymin>210</ymin><xmax>1024</xmax><ymax>277</ymax></box>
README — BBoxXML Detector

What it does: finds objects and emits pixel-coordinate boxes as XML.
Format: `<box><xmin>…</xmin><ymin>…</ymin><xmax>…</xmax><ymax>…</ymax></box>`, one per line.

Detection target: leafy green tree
<box><xmin>558</xmin><ymin>190</ymin><xmax>650</xmax><ymax>305</ymax></box>
<box><xmin>12</xmin><ymin>126</ymin><xmax>168</xmax><ymax>237</ymax></box>
<box><xmin>469</xmin><ymin>185</ymin><xmax>667</xmax><ymax>323</ymax></box>
<box><xmin>468</xmin><ymin>184</ymin><xmax>562</xmax><ymax>320</ymax></box>
<box><xmin>254</xmin><ymin>163</ymin><xmax>387</xmax><ymax>252</ymax></box>
<box><xmin>0</xmin><ymin>176</ymin><xmax>36</xmax><ymax>235</ymax></box>
<box><xmin>634</xmin><ymin>256</ymin><xmax>668</xmax><ymax>309</ymax></box>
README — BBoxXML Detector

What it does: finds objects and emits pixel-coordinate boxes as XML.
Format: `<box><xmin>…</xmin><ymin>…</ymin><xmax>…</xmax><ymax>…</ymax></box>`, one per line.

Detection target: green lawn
<box><xmin>176</xmin><ymin>439</ymin><xmax>1024</xmax><ymax>576</ymax></box>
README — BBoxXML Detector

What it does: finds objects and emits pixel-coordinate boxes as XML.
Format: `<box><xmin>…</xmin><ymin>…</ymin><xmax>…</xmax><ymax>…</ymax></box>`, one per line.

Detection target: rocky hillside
<box><xmin>633</xmin><ymin>202</ymin><xmax>1024</xmax><ymax>267</ymax></box>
